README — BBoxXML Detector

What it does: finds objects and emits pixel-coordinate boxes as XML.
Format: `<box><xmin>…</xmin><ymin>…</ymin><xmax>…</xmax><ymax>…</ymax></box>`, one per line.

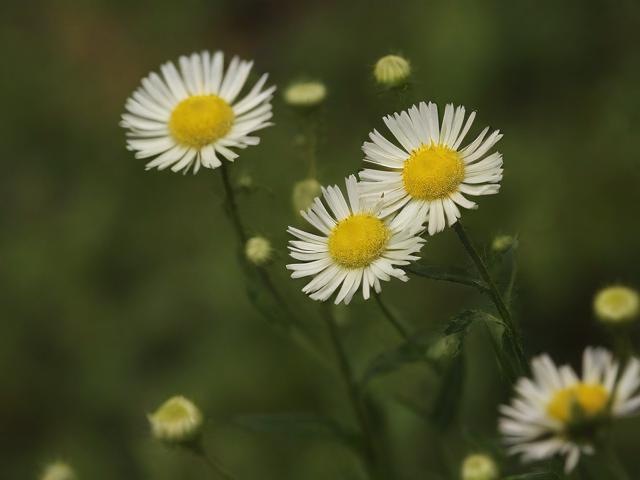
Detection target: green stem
<box><xmin>452</xmin><ymin>221</ymin><xmax>527</xmax><ymax>378</ymax></box>
<box><xmin>321</xmin><ymin>305</ymin><xmax>378</xmax><ymax>478</ymax></box>
<box><xmin>373</xmin><ymin>292</ymin><xmax>411</xmax><ymax>340</ymax></box>
<box><xmin>220</xmin><ymin>162</ymin><xmax>247</xmax><ymax>243</ymax></box>
<box><xmin>603</xmin><ymin>443</ymin><xmax>631</xmax><ymax>480</ymax></box>
<box><xmin>218</xmin><ymin>162</ymin><xmax>328</xmax><ymax>367</ymax></box>
<box><xmin>188</xmin><ymin>441</ymin><xmax>236</xmax><ymax>480</ymax></box>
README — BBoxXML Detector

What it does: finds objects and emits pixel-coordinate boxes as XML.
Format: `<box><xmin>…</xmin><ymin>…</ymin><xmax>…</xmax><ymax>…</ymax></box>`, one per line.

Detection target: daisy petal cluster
<box><xmin>121</xmin><ymin>51</ymin><xmax>275</xmax><ymax>174</ymax></box>
<box><xmin>499</xmin><ymin>347</ymin><xmax>640</xmax><ymax>473</ymax></box>
<box><xmin>359</xmin><ymin>102</ymin><xmax>503</xmax><ymax>235</ymax></box>
<box><xmin>286</xmin><ymin>175</ymin><xmax>425</xmax><ymax>305</ymax></box>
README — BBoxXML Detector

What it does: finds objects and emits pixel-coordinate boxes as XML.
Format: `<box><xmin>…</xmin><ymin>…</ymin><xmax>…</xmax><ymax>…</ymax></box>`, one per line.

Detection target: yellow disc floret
<box><xmin>547</xmin><ymin>383</ymin><xmax>609</xmax><ymax>423</ymax></box>
<box><xmin>169</xmin><ymin>95</ymin><xmax>234</xmax><ymax>148</ymax></box>
<box><xmin>328</xmin><ymin>214</ymin><xmax>390</xmax><ymax>269</ymax></box>
<box><xmin>402</xmin><ymin>144</ymin><xmax>465</xmax><ymax>200</ymax></box>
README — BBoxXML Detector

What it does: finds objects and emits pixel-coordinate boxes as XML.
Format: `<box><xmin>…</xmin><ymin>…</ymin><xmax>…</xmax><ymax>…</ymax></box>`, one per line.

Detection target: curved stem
<box><xmin>217</xmin><ymin>162</ymin><xmax>328</xmax><ymax>367</ymax></box>
<box><xmin>188</xmin><ymin>440</ymin><xmax>237</xmax><ymax>480</ymax></box>
<box><xmin>452</xmin><ymin>221</ymin><xmax>527</xmax><ymax>377</ymax></box>
<box><xmin>374</xmin><ymin>292</ymin><xmax>411</xmax><ymax>340</ymax></box>
<box><xmin>220</xmin><ymin>162</ymin><xmax>247</xmax><ymax>243</ymax></box>
<box><xmin>201</xmin><ymin>453</ymin><xmax>236</xmax><ymax>480</ymax></box>
<box><xmin>321</xmin><ymin>305</ymin><xmax>378</xmax><ymax>478</ymax></box>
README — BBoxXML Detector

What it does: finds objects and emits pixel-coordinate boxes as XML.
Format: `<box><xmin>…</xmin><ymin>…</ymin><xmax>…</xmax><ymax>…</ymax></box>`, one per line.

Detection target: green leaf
<box><xmin>444</xmin><ymin>309</ymin><xmax>504</xmax><ymax>336</ymax></box>
<box><xmin>406</xmin><ymin>264</ymin><xmax>490</xmax><ymax>293</ymax></box>
<box><xmin>234</xmin><ymin>413</ymin><xmax>359</xmax><ymax>448</ymax></box>
<box><xmin>361</xmin><ymin>338</ymin><xmax>432</xmax><ymax>386</ymax></box>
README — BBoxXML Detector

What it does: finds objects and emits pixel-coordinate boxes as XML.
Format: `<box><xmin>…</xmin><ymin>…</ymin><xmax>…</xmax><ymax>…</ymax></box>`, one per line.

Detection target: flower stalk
<box><xmin>452</xmin><ymin>221</ymin><xmax>527</xmax><ymax>379</ymax></box>
<box><xmin>321</xmin><ymin>304</ymin><xmax>379</xmax><ymax>478</ymax></box>
<box><xmin>187</xmin><ymin>439</ymin><xmax>237</xmax><ymax>480</ymax></box>
<box><xmin>218</xmin><ymin>162</ymin><xmax>327</xmax><ymax>367</ymax></box>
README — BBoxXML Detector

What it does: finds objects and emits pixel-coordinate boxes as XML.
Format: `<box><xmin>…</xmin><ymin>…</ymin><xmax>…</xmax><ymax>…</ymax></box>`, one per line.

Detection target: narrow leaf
<box><xmin>407</xmin><ymin>264</ymin><xmax>489</xmax><ymax>293</ymax></box>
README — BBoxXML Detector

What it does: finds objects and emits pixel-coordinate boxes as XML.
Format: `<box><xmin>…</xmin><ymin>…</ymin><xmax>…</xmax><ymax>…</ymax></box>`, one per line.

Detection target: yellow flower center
<box><xmin>169</xmin><ymin>95</ymin><xmax>234</xmax><ymax>148</ymax></box>
<box><xmin>328</xmin><ymin>214</ymin><xmax>390</xmax><ymax>269</ymax></box>
<box><xmin>402</xmin><ymin>144</ymin><xmax>465</xmax><ymax>200</ymax></box>
<box><xmin>547</xmin><ymin>383</ymin><xmax>609</xmax><ymax>423</ymax></box>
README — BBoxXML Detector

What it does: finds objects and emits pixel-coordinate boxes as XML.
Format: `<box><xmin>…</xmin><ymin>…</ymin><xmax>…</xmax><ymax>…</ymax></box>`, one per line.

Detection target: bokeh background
<box><xmin>2</xmin><ymin>0</ymin><xmax>639</xmax><ymax>478</ymax></box>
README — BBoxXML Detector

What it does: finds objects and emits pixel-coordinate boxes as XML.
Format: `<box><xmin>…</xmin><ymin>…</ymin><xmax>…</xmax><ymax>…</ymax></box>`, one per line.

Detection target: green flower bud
<box><xmin>148</xmin><ymin>395</ymin><xmax>203</xmax><ymax>444</ymax></box>
<box><xmin>41</xmin><ymin>462</ymin><xmax>76</xmax><ymax>480</ymax></box>
<box><xmin>374</xmin><ymin>54</ymin><xmax>411</xmax><ymax>88</ymax></box>
<box><xmin>245</xmin><ymin>236</ymin><xmax>273</xmax><ymax>266</ymax></box>
<box><xmin>594</xmin><ymin>285</ymin><xmax>639</xmax><ymax>324</ymax></box>
<box><xmin>284</xmin><ymin>81</ymin><xmax>327</xmax><ymax>107</ymax></box>
<box><xmin>292</xmin><ymin>178</ymin><xmax>322</xmax><ymax>213</ymax></box>
<box><xmin>491</xmin><ymin>234</ymin><xmax>515</xmax><ymax>253</ymax></box>
<box><xmin>461</xmin><ymin>454</ymin><xmax>499</xmax><ymax>480</ymax></box>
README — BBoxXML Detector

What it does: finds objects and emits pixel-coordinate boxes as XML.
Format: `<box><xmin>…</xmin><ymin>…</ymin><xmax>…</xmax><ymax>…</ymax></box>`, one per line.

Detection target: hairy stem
<box><xmin>452</xmin><ymin>221</ymin><xmax>527</xmax><ymax>378</ymax></box>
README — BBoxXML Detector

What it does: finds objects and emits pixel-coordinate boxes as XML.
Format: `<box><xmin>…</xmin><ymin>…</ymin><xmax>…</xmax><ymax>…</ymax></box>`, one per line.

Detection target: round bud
<box><xmin>373</xmin><ymin>54</ymin><xmax>411</xmax><ymax>88</ymax></box>
<box><xmin>292</xmin><ymin>178</ymin><xmax>322</xmax><ymax>213</ymax></box>
<box><xmin>148</xmin><ymin>395</ymin><xmax>203</xmax><ymax>444</ymax></box>
<box><xmin>594</xmin><ymin>285</ymin><xmax>639</xmax><ymax>324</ymax></box>
<box><xmin>461</xmin><ymin>454</ymin><xmax>499</xmax><ymax>480</ymax></box>
<box><xmin>245</xmin><ymin>236</ymin><xmax>273</xmax><ymax>266</ymax></box>
<box><xmin>491</xmin><ymin>235</ymin><xmax>516</xmax><ymax>253</ymax></box>
<box><xmin>236</xmin><ymin>173</ymin><xmax>254</xmax><ymax>192</ymax></box>
<box><xmin>41</xmin><ymin>462</ymin><xmax>76</xmax><ymax>480</ymax></box>
<box><xmin>283</xmin><ymin>81</ymin><xmax>327</xmax><ymax>107</ymax></box>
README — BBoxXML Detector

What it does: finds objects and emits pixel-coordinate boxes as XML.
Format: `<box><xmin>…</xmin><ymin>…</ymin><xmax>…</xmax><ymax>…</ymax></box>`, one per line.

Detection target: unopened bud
<box><xmin>374</xmin><ymin>54</ymin><xmax>411</xmax><ymax>88</ymax></box>
<box><xmin>148</xmin><ymin>395</ymin><xmax>203</xmax><ymax>444</ymax></box>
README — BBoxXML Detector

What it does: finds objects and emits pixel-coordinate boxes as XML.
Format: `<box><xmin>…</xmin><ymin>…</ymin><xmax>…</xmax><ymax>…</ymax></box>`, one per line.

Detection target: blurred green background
<box><xmin>2</xmin><ymin>0</ymin><xmax>639</xmax><ymax>478</ymax></box>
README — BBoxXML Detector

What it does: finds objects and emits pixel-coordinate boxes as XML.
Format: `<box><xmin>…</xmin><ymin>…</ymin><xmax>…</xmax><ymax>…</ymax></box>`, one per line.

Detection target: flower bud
<box><xmin>245</xmin><ymin>236</ymin><xmax>273</xmax><ymax>266</ymax></box>
<box><xmin>236</xmin><ymin>173</ymin><xmax>254</xmax><ymax>192</ymax></box>
<box><xmin>461</xmin><ymin>454</ymin><xmax>499</xmax><ymax>480</ymax></box>
<box><xmin>373</xmin><ymin>54</ymin><xmax>411</xmax><ymax>88</ymax></box>
<box><xmin>148</xmin><ymin>395</ymin><xmax>203</xmax><ymax>444</ymax></box>
<box><xmin>41</xmin><ymin>462</ymin><xmax>76</xmax><ymax>480</ymax></box>
<box><xmin>491</xmin><ymin>234</ymin><xmax>515</xmax><ymax>253</ymax></box>
<box><xmin>292</xmin><ymin>178</ymin><xmax>321</xmax><ymax>213</ymax></box>
<box><xmin>427</xmin><ymin>335</ymin><xmax>460</xmax><ymax>362</ymax></box>
<box><xmin>594</xmin><ymin>285</ymin><xmax>639</xmax><ymax>324</ymax></box>
<box><xmin>284</xmin><ymin>81</ymin><xmax>327</xmax><ymax>107</ymax></box>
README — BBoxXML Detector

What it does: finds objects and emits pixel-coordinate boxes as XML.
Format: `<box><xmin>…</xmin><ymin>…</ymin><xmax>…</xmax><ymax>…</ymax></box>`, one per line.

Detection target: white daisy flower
<box><xmin>499</xmin><ymin>347</ymin><xmax>640</xmax><ymax>473</ymax></box>
<box><xmin>358</xmin><ymin>102</ymin><xmax>503</xmax><ymax>235</ymax></box>
<box><xmin>121</xmin><ymin>51</ymin><xmax>275</xmax><ymax>174</ymax></box>
<box><xmin>286</xmin><ymin>175</ymin><xmax>425</xmax><ymax>305</ymax></box>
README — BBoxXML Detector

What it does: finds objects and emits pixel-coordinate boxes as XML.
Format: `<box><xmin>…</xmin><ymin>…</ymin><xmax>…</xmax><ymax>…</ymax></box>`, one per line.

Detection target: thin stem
<box><xmin>217</xmin><ymin>162</ymin><xmax>328</xmax><ymax>367</ymax></box>
<box><xmin>183</xmin><ymin>437</ymin><xmax>235</xmax><ymax>480</ymax></box>
<box><xmin>321</xmin><ymin>305</ymin><xmax>378</xmax><ymax>478</ymax></box>
<box><xmin>452</xmin><ymin>221</ymin><xmax>527</xmax><ymax>377</ymax></box>
<box><xmin>202</xmin><ymin>453</ymin><xmax>236</xmax><ymax>480</ymax></box>
<box><xmin>374</xmin><ymin>292</ymin><xmax>411</xmax><ymax>340</ymax></box>
<box><xmin>188</xmin><ymin>441</ymin><xmax>237</xmax><ymax>480</ymax></box>
<box><xmin>220</xmin><ymin>162</ymin><xmax>247</xmax><ymax>243</ymax></box>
